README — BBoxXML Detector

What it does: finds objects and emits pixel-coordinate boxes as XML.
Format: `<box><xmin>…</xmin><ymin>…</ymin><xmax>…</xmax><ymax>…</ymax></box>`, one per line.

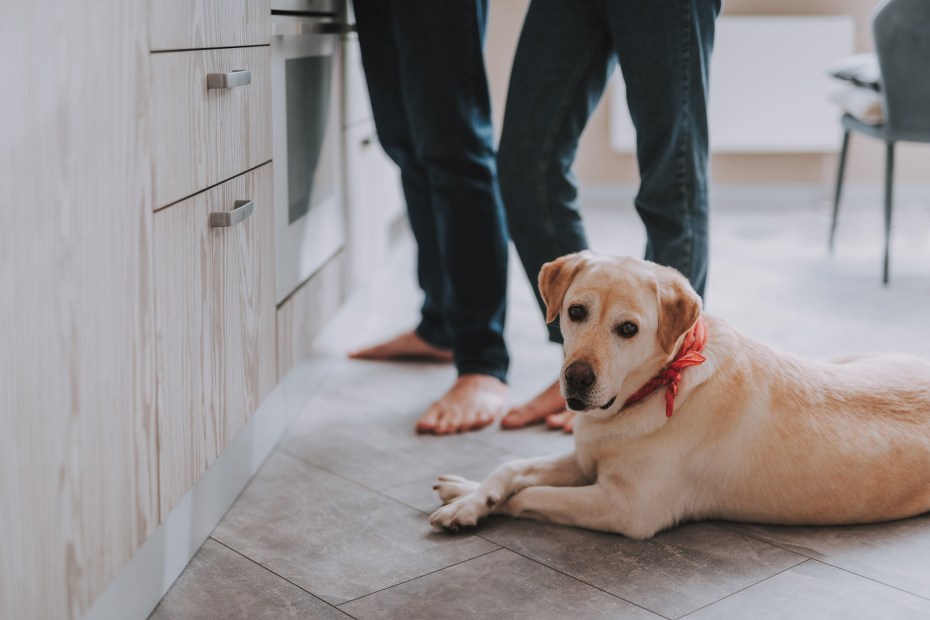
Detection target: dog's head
<box><xmin>539</xmin><ymin>252</ymin><xmax>702</xmax><ymax>416</ymax></box>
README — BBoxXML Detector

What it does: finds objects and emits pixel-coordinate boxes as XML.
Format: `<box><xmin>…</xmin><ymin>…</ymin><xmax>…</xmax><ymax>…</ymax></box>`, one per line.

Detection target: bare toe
<box><xmin>417</xmin><ymin>374</ymin><xmax>507</xmax><ymax>435</ymax></box>
<box><xmin>500</xmin><ymin>379</ymin><xmax>565</xmax><ymax>429</ymax></box>
<box><xmin>416</xmin><ymin>404</ymin><xmax>442</xmax><ymax>435</ymax></box>
<box><xmin>500</xmin><ymin>405</ymin><xmax>546</xmax><ymax>429</ymax></box>
<box><xmin>546</xmin><ymin>409</ymin><xmax>575</xmax><ymax>433</ymax></box>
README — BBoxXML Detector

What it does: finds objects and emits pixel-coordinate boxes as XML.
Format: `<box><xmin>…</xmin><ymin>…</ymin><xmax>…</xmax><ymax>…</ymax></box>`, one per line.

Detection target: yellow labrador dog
<box><xmin>430</xmin><ymin>252</ymin><xmax>930</xmax><ymax>539</ymax></box>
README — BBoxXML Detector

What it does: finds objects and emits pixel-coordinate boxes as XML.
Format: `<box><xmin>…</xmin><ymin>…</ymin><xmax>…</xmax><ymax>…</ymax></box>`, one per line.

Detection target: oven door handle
<box><xmin>209</xmin><ymin>200</ymin><xmax>254</xmax><ymax>228</ymax></box>
<box><xmin>272</xmin><ymin>21</ymin><xmax>355</xmax><ymax>37</ymax></box>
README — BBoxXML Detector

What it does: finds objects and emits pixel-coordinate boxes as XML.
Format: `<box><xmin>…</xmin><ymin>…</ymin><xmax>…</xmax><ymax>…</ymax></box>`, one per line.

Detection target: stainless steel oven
<box><xmin>271</xmin><ymin>0</ymin><xmax>347</xmax><ymax>303</ymax></box>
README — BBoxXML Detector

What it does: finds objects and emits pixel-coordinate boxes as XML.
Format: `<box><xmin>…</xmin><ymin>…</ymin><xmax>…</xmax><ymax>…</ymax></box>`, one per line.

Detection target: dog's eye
<box><xmin>567</xmin><ymin>305</ymin><xmax>587</xmax><ymax>321</ymax></box>
<box><xmin>616</xmin><ymin>322</ymin><xmax>638</xmax><ymax>338</ymax></box>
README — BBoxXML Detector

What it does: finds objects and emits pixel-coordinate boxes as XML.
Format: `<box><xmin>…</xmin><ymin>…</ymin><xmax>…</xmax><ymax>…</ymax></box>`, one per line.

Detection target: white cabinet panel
<box><xmin>344</xmin><ymin>119</ymin><xmax>405</xmax><ymax>288</ymax></box>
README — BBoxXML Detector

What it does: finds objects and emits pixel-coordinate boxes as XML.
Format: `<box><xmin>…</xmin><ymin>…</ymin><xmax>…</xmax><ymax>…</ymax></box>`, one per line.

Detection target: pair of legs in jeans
<box><xmin>501</xmin><ymin>0</ymin><xmax>719</xmax><ymax>432</ymax></box>
<box><xmin>351</xmin><ymin>0</ymin><xmax>511</xmax><ymax>434</ymax></box>
<box><xmin>353</xmin><ymin>0</ymin><xmax>718</xmax><ymax>434</ymax></box>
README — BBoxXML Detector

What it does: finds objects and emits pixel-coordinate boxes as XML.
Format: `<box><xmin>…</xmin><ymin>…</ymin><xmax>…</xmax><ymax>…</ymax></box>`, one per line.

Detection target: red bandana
<box><xmin>622</xmin><ymin>316</ymin><xmax>708</xmax><ymax>417</ymax></box>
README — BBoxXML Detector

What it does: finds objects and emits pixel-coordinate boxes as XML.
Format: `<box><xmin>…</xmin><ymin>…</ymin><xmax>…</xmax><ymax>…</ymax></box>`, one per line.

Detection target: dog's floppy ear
<box><xmin>655</xmin><ymin>265</ymin><xmax>702</xmax><ymax>353</ymax></box>
<box><xmin>539</xmin><ymin>252</ymin><xmax>591</xmax><ymax>324</ymax></box>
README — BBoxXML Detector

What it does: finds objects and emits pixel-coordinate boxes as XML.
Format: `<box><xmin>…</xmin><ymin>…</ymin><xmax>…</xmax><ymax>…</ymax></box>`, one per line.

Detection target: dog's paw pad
<box><xmin>433</xmin><ymin>475</ymin><xmax>480</xmax><ymax>504</ymax></box>
<box><xmin>429</xmin><ymin>495</ymin><xmax>488</xmax><ymax>531</ymax></box>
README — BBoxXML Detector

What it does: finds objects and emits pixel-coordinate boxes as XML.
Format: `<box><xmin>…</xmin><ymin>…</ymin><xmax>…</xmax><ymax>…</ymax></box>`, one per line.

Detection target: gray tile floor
<box><xmin>151</xmin><ymin>193</ymin><xmax>930</xmax><ymax>619</ymax></box>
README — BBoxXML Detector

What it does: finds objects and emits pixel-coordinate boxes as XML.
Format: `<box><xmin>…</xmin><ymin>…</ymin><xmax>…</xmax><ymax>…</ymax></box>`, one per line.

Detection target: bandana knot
<box><xmin>622</xmin><ymin>316</ymin><xmax>708</xmax><ymax>417</ymax></box>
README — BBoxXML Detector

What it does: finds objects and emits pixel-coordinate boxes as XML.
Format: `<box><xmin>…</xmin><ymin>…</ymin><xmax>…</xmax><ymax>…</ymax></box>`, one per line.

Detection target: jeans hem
<box><xmin>456</xmin><ymin>365</ymin><xmax>508</xmax><ymax>384</ymax></box>
<box><xmin>415</xmin><ymin>322</ymin><xmax>451</xmax><ymax>350</ymax></box>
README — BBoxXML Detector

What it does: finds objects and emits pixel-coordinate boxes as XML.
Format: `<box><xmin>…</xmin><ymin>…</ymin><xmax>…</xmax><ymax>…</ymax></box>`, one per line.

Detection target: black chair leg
<box><xmin>829</xmin><ymin>130</ymin><xmax>851</xmax><ymax>253</ymax></box>
<box><xmin>883</xmin><ymin>141</ymin><xmax>895</xmax><ymax>285</ymax></box>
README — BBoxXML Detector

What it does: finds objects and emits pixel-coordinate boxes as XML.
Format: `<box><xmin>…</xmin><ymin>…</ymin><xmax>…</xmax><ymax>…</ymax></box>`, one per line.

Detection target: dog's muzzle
<box><xmin>565</xmin><ymin>395</ymin><xmax>617</xmax><ymax>412</ymax></box>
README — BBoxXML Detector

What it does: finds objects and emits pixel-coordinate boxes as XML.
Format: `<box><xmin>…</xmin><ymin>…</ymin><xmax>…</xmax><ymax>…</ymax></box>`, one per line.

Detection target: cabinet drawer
<box><xmin>151</xmin><ymin>46</ymin><xmax>272</xmax><ymax>209</ymax></box>
<box><xmin>149</xmin><ymin>0</ymin><xmax>271</xmax><ymax>51</ymax></box>
<box><xmin>154</xmin><ymin>163</ymin><xmax>276</xmax><ymax>517</ymax></box>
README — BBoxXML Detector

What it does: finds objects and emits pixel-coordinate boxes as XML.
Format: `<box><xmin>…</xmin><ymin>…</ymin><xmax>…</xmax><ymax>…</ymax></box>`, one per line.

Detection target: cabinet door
<box><xmin>276</xmin><ymin>251</ymin><xmax>347</xmax><ymax>379</ymax></box>
<box><xmin>344</xmin><ymin>119</ymin><xmax>405</xmax><ymax>288</ymax></box>
<box><xmin>344</xmin><ymin>33</ymin><xmax>372</xmax><ymax>129</ymax></box>
<box><xmin>154</xmin><ymin>164</ymin><xmax>276</xmax><ymax>517</ymax></box>
<box><xmin>0</xmin><ymin>2</ymin><xmax>157</xmax><ymax>618</ymax></box>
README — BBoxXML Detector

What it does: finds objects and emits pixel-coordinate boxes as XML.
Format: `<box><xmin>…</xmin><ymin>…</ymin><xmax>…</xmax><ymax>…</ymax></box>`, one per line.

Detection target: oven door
<box><xmin>272</xmin><ymin>14</ymin><xmax>344</xmax><ymax>304</ymax></box>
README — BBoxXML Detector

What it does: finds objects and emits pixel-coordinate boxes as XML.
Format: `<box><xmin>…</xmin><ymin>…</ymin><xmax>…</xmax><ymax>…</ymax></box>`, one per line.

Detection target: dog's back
<box><xmin>692</xmin><ymin>320</ymin><xmax>930</xmax><ymax>526</ymax></box>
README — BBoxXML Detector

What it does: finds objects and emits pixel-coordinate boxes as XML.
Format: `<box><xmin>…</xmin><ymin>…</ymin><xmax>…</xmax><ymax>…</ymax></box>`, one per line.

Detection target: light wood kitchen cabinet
<box><xmin>276</xmin><ymin>251</ymin><xmax>348</xmax><ymax>379</ymax></box>
<box><xmin>3</xmin><ymin>0</ymin><xmax>355</xmax><ymax>616</ymax></box>
<box><xmin>154</xmin><ymin>163</ymin><xmax>277</xmax><ymax>516</ymax></box>
<box><xmin>0</xmin><ymin>1</ymin><xmax>157</xmax><ymax>618</ymax></box>
<box><xmin>149</xmin><ymin>0</ymin><xmax>271</xmax><ymax>51</ymax></box>
<box><xmin>151</xmin><ymin>46</ymin><xmax>272</xmax><ymax>209</ymax></box>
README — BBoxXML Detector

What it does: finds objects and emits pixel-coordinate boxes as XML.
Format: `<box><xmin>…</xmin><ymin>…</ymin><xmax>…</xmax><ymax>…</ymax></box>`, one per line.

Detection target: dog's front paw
<box><xmin>433</xmin><ymin>474</ymin><xmax>480</xmax><ymax>504</ymax></box>
<box><xmin>429</xmin><ymin>493</ymin><xmax>490</xmax><ymax>532</ymax></box>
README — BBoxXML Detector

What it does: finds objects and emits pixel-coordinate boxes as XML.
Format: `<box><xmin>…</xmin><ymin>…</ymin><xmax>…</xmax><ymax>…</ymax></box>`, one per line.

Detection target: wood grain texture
<box><xmin>0</xmin><ymin>2</ymin><xmax>157</xmax><ymax>618</ymax></box>
<box><xmin>148</xmin><ymin>0</ymin><xmax>270</xmax><ymax>51</ymax></box>
<box><xmin>276</xmin><ymin>251</ymin><xmax>348</xmax><ymax>380</ymax></box>
<box><xmin>154</xmin><ymin>163</ymin><xmax>277</xmax><ymax>517</ymax></box>
<box><xmin>151</xmin><ymin>46</ymin><xmax>272</xmax><ymax>209</ymax></box>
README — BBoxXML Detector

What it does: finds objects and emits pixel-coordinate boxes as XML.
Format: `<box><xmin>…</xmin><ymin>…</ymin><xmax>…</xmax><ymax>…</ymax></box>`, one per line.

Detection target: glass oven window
<box><xmin>285</xmin><ymin>55</ymin><xmax>335</xmax><ymax>224</ymax></box>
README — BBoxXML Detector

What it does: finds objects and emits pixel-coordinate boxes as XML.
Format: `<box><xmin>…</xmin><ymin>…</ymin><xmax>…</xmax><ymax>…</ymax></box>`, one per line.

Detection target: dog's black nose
<box><xmin>564</xmin><ymin>361</ymin><xmax>596</xmax><ymax>392</ymax></box>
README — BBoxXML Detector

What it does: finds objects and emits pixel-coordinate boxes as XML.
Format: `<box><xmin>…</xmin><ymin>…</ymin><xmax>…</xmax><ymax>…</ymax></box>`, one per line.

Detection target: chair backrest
<box><xmin>873</xmin><ymin>0</ymin><xmax>930</xmax><ymax>142</ymax></box>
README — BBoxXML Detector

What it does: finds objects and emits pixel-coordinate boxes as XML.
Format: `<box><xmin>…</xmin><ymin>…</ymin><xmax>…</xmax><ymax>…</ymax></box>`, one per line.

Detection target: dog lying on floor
<box><xmin>429</xmin><ymin>252</ymin><xmax>930</xmax><ymax>539</ymax></box>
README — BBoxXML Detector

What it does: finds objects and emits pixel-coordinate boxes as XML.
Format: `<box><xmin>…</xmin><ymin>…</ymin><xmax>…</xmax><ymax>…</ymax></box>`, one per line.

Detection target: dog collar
<box><xmin>622</xmin><ymin>316</ymin><xmax>708</xmax><ymax>417</ymax></box>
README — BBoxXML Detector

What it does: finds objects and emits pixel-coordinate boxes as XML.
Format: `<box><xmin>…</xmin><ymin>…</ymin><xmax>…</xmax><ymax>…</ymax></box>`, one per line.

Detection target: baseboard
<box><xmin>579</xmin><ymin>182</ymin><xmax>930</xmax><ymax>212</ymax></box>
<box><xmin>82</xmin><ymin>357</ymin><xmax>336</xmax><ymax>620</ymax></box>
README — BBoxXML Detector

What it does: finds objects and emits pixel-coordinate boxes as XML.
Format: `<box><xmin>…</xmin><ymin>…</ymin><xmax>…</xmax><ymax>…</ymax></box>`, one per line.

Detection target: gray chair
<box><xmin>828</xmin><ymin>0</ymin><xmax>930</xmax><ymax>284</ymax></box>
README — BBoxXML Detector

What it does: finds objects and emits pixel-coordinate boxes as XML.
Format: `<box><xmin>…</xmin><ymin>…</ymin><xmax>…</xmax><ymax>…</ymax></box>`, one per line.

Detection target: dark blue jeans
<box><xmin>499</xmin><ymin>0</ymin><xmax>719</xmax><ymax>343</ymax></box>
<box><xmin>354</xmin><ymin>0</ymin><xmax>510</xmax><ymax>381</ymax></box>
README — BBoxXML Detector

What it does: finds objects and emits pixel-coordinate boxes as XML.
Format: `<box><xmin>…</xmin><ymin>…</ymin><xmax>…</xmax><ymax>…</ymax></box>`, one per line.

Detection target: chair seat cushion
<box><xmin>827</xmin><ymin>53</ymin><xmax>881</xmax><ymax>91</ymax></box>
<box><xmin>831</xmin><ymin>85</ymin><xmax>884</xmax><ymax>125</ymax></box>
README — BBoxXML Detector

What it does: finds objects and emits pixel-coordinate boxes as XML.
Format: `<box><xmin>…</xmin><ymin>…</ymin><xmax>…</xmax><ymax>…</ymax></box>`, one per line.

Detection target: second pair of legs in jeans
<box><xmin>351</xmin><ymin>0</ymin><xmax>511</xmax><ymax>434</ymax></box>
<box><xmin>501</xmin><ymin>0</ymin><xmax>719</xmax><ymax>431</ymax></box>
<box><xmin>354</xmin><ymin>0</ymin><xmax>718</xmax><ymax>434</ymax></box>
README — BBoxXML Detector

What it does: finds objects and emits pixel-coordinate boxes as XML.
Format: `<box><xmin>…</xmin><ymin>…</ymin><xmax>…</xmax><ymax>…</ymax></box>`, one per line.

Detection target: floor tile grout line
<box><xmin>474</xmin><ymin>539</ymin><xmax>673</xmax><ymax>620</ymax></box>
<box><xmin>210</xmin><ymin>452</ymin><xmax>507</xmax><ymax>613</ymax></box>
<box><xmin>273</xmin><ymin>447</ymin><xmax>463</xmax><ymax>516</ymax></box>
<box><xmin>377</xmin><ymin>454</ymin><xmax>527</xmax><ymax>514</ymax></box>
<box><xmin>814</xmin><ymin>562</ymin><xmax>930</xmax><ymax>603</ymax></box>
<box><xmin>675</xmin><ymin>558</ymin><xmax>812</xmax><ymax>619</ymax></box>
<box><xmin>277</xmin><ymin>444</ymin><xmax>525</xmax><ymax>520</ymax></box>
<box><xmin>275</xmin><ymin>446</ymin><xmax>414</xmax><ymax>498</ymax></box>
<box><xmin>208</xmin><ymin>536</ymin><xmax>353</xmax><ymax>617</ymax></box>
<box><xmin>713</xmin><ymin>524</ymin><xmax>930</xmax><ymax>603</ymax></box>
<box><xmin>334</xmin><ymin>547</ymin><xmax>506</xmax><ymax>609</ymax></box>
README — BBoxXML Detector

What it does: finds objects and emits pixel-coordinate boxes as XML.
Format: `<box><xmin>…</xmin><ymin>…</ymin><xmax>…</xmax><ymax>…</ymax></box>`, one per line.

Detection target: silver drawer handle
<box><xmin>206</xmin><ymin>69</ymin><xmax>251</xmax><ymax>90</ymax></box>
<box><xmin>209</xmin><ymin>200</ymin><xmax>254</xmax><ymax>228</ymax></box>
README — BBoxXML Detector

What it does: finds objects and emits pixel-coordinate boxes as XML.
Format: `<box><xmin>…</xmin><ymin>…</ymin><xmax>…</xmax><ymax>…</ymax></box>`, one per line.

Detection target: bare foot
<box><xmin>545</xmin><ymin>409</ymin><xmax>576</xmax><ymax>433</ymax></box>
<box><xmin>500</xmin><ymin>379</ymin><xmax>565</xmax><ymax>429</ymax></box>
<box><xmin>349</xmin><ymin>330</ymin><xmax>453</xmax><ymax>363</ymax></box>
<box><xmin>416</xmin><ymin>374</ymin><xmax>508</xmax><ymax>435</ymax></box>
